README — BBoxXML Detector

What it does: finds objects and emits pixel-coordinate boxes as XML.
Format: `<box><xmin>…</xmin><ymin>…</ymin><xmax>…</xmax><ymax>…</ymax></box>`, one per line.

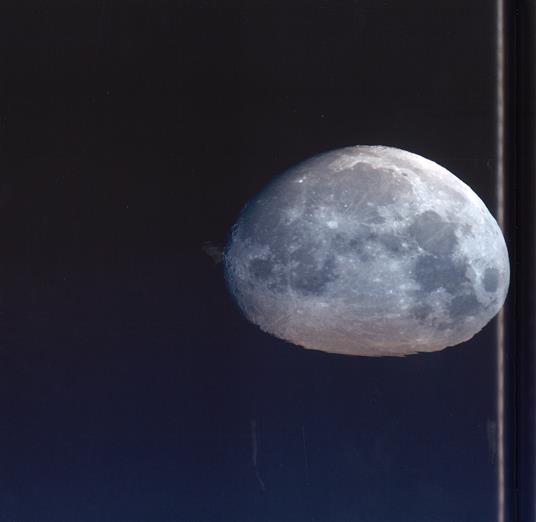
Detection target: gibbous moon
<box><xmin>224</xmin><ymin>146</ymin><xmax>510</xmax><ymax>356</ymax></box>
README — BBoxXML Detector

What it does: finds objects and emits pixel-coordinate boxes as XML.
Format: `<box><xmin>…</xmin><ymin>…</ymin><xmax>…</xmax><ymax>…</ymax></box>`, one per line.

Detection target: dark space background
<box><xmin>0</xmin><ymin>3</ymin><xmax>519</xmax><ymax>522</ymax></box>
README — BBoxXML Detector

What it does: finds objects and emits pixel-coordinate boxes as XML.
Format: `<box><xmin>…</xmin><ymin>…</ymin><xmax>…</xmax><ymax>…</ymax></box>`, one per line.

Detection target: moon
<box><xmin>224</xmin><ymin>146</ymin><xmax>510</xmax><ymax>356</ymax></box>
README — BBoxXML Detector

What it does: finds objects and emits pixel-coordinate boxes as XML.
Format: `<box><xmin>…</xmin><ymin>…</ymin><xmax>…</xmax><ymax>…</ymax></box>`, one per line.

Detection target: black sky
<box><xmin>0</xmin><ymin>4</ymin><xmax>512</xmax><ymax>522</ymax></box>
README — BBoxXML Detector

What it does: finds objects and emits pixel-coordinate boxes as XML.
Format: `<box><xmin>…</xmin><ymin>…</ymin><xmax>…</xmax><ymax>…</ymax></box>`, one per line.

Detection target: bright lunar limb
<box><xmin>224</xmin><ymin>146</ymin><xmax>510</xmax><ymax>356</ymax></box>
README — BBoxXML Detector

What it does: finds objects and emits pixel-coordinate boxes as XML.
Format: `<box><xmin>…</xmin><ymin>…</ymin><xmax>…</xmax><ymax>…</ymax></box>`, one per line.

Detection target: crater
<box><xmin>482</xmin><ymin>268</ymin><xmax>499</xmax><ymax>293</ymax></box>
<box><xmin>348</xmin><ymin>235</ymin><xmax>373</xmax><ymax>262</ymax></box>
<box><xmin>413</xmin><ymin>253</ymin><xmax>469</xmax><ymax>293</ymax></box>
<box><xmin>240</xmin><ymin>203</ymin><xmax>283</xmax><ymax>238</ymax></box>
<box><xmin>411</xmin><ymin>303</ymin><xmax>433</xmax><ymax>321</ymax></box>
<box><xmin>378</xmin><ymin>233</ymin><xmax>405</xmax><ymax>254</ymax></box>
<box><xmin>349</xmin><ymin>165</ymin><xmax>412</xmax><ymax>207</ymax></box>
<box><xmin>449</xmin><ymin>293</ymin><xmax>482</xmax><ymax>318</ymax></box>
<box><xmin>249</xmin><ymin>258</ymin><xmax>274</xmax><ymax>281</ymax></box>
<box><xmin>409</xmin><ymin>210</ymin><xmax>458</xmax><ymax>255</ymax></box>
<box><xmin>365</xmin><ymin>212</ymin><xmax>386</xmax><ymax>225</ymax></box>
<box><xmin>290</xmin><ymin>247</ymin><xmax>338</xmax><ymax>295</ymax></box>
<box><xmin>437</xmin><ymin>322</ymin><xmax>452</xmax><ymax>331</ymax></box>
<box><xmin>248</xmin><ymin>256</ymin><xmax>287</xmax><ymax>292</ymax></box>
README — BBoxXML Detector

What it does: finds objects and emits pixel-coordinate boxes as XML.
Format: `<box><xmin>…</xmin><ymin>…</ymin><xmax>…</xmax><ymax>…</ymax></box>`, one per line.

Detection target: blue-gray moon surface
<box><xmin>224</xmin><ymin>146</ymin><xmax>510</xmax><ymax>356</ymax></box>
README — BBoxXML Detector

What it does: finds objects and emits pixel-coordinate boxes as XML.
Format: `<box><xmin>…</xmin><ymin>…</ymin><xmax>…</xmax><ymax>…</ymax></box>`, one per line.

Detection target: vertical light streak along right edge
<box><xmin>495</xmin><ymin>0</ymin><xmax>506</xmax><ymax>521</ymax></box>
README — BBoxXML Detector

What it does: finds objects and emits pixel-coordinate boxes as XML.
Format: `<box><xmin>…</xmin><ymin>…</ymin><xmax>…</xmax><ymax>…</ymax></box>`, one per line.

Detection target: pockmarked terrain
<box><xmin>225</xmin><ymin>146</ymin><xmax>510</xmax><ymax>356</ymax></box>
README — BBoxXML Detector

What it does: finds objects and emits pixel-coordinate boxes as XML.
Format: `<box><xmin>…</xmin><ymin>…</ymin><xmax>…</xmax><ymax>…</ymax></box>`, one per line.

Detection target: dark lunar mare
<box><xmin>224</xmin><ymin>146</ymin><xmax>510</xmax><ymax>355</ymax></box>
<box><xmin>289</xmin><ymin>246</ymin><xmax>338</xmax><ymax>295</ymax></box>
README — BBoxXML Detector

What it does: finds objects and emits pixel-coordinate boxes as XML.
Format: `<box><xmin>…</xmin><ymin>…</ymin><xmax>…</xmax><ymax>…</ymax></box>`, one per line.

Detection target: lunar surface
<box><xmin>224</xmin><ymin>146</ymin><xmax>510</xmax><ymax>356</ymax></box>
